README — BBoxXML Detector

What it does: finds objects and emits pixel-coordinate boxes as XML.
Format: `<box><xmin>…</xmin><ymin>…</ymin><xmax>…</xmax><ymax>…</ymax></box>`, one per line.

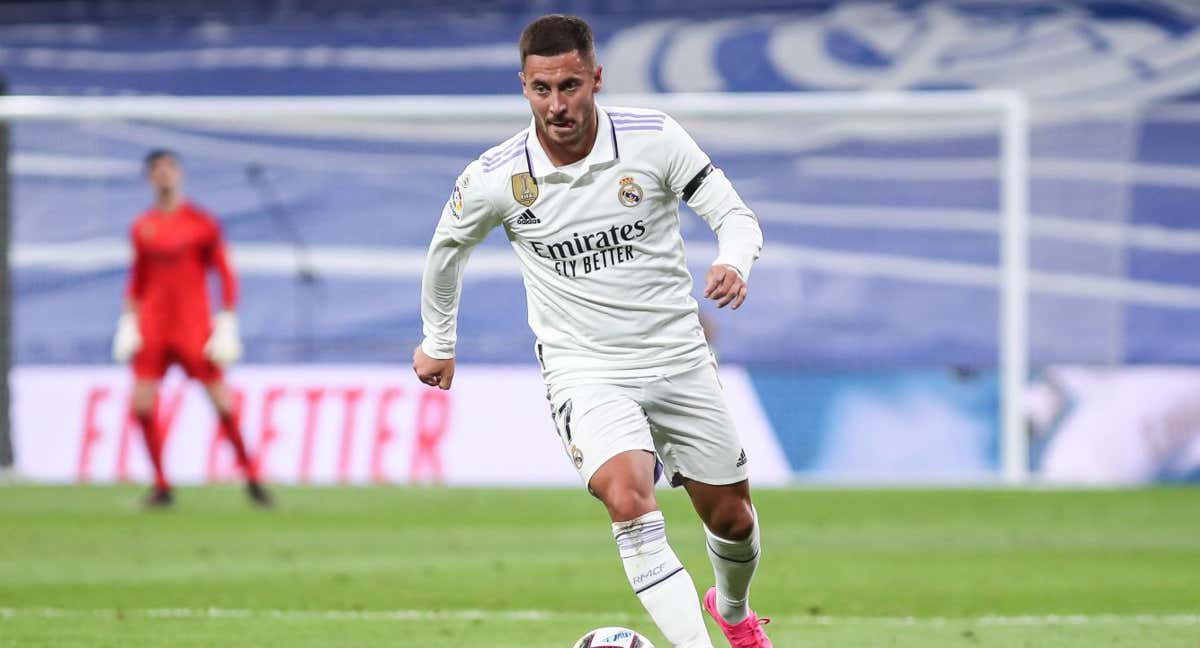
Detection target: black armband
<box><xmin>681</xmin><ymin>163</ymin><xmax>714</xmax><ymax>202</ymax></box>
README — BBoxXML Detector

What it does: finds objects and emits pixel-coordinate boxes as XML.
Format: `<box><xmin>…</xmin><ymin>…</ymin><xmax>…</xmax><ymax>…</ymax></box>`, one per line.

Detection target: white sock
<box><xmin>613</xmin><ymin>511</ymin><xmax>713</xmax><ymax>648</ymax></box>
<box><xmin>703</xmin><ymin>506</ymin><xmax>761</xmax><ymax>624</ymax></box>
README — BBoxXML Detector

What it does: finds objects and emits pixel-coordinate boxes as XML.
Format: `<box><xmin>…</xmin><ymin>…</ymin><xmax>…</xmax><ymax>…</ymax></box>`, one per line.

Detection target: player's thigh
<box><xmin>132</xmin><ymin>341</ymin><xmax>169</xmax><ymax>382</ymax></box>
<box><xmin>641</xmin><ymin>363</ymin><xmax>748</xmax><ymax>487</ymax></box>
<box><xmin>174</xmin><ymin>343</ymin><xmax>223</xmax><ymax>383</ymax></box>
<box><xmin>548</xmin><ymin>384</ymin><xmax>657</xmax><ymax>492</ymax></box>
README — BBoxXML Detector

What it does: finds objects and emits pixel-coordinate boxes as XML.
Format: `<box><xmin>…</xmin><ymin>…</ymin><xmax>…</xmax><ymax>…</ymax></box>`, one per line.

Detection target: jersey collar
<box><xmin>150</xmin><ymin>198</ymin><xmax>191</xmax><ymax>217</ymax></box>
<box><xmin>524</xmin><ymin>106</ymin><xmax>619</xmax><ymax>181</ymax></box>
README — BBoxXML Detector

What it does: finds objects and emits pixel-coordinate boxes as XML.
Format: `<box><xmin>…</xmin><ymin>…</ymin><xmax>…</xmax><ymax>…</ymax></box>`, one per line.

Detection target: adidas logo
<box><xmin>516</xmin><ymin>209</ymin><xmax>540</xmax><ymax>225</ymax></box>
<box><xmin>735</xmin><ymin>449</ymin><xmax>748</xmax><ymax>468</ymax></box>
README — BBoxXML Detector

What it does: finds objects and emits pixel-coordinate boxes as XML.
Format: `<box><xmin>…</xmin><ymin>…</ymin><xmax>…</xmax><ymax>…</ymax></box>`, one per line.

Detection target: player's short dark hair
<box><xmin>519</xmin><ymin>14</ymin><xmax>595</xmax><ymax>67</ymax></box>
<box><xmin>144</xmin><ymin>148</ymin><xmax>178</xmax><ymax>170</ymax></box>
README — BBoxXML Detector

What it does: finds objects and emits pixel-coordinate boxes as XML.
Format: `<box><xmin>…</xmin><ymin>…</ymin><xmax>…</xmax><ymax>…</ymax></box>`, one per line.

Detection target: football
<box><xmin>572</xmin><ymin>627</ymin><xmax>656</xmax><ymax>648</ymax></box>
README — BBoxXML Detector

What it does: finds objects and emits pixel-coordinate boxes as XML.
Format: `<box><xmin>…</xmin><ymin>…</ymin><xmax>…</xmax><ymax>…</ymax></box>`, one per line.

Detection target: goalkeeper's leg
<box><xmin>203</xmin><ymin>379</ymin><xmax>273</xmax><ymax>507</ymax></box>
<box><xmin>131</xmin><ymin>379</ymin><xmax>171</xmax><ymax>502</ymax></box>
<box><xmin>179</xmin><ymin>348</ymin><xmax>258</xmax><ymax>483</ymax></box>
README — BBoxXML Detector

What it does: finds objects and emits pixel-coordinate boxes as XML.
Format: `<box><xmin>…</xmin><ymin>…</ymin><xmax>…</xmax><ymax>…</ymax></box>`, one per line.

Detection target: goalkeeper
<box><xmin>111</xmin><ymin>149</ymin><xmax>272</xmax><ymax>508</ymax></box>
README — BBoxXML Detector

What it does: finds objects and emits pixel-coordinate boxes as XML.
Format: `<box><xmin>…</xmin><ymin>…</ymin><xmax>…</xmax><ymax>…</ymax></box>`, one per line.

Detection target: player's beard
<box><xmin>544</xmin><ymin>105</ymin><xmax>593</xmax><ymax>148</ymax></box>
<box><xmin>545</xmin><ymin>117</ymin><xmax>578</xmax><ymax>145</ymax></box>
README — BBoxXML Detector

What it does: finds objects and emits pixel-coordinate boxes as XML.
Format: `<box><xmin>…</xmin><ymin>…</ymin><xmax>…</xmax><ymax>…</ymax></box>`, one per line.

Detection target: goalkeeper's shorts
<box><xmin>133</xmin><ymin>339</ymin><xmax>222</xmax><ymax>383</ymax></box>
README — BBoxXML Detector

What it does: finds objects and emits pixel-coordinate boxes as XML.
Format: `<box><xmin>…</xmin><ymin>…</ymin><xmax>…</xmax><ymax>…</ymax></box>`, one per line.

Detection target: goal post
<box><xmin>999</xmin><ymin>95</ymin><xmax>1031</xmax><ymax>485</ymax></box>
<box><xmin>0</xmin><ymin>90</ymin><xmax>1032</xmax><ymax>484</ymax></box>
<box><xmin>0</xmin><ymin>78</ymin><xmax>10</xmax><ymax>472</ymax></box>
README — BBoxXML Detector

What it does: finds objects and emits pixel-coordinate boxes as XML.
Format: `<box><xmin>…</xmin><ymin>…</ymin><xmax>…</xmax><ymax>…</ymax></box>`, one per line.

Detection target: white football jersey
<box><xmin>421</xmin><ymin>105</ymin><xmax>762</xmax><ymax>388</ymax></box>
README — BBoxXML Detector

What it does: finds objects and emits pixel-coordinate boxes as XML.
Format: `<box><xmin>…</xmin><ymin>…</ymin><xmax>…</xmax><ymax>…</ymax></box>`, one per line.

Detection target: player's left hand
<box><xmin>204</xmin><ymin>310</ymin><xmax>244</xmax><ymax>366</ymax></box>
<box><xmin>704</xmin><ymin>264</ymin><xmax>748</xmax><ymax>309</ymax></box>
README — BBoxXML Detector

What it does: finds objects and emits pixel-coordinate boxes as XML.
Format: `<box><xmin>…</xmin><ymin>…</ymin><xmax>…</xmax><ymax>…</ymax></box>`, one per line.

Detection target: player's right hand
<box><xmin>112</xmin><ymin>312</ymin><xmax>143</xmax><ymax>363</ymax></box>
<box><xmin>413</xmin><ymin>345</ymin><xmax>455</xmax><ymax>390</ymax></box>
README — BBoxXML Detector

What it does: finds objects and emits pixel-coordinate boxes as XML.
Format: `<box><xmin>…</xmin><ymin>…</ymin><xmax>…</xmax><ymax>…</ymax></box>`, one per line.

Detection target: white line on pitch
<box><xmin>1</xmin><ymin>608</ymin><xmax>1197</xmax><ymax>626</ymax></box>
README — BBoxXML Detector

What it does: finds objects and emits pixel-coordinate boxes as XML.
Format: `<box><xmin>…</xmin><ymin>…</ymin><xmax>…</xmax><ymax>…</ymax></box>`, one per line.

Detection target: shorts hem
<box><xmin>667</xmin><ymin>472</ymin><xmax>749</xmax><ymax>488</ymax></box>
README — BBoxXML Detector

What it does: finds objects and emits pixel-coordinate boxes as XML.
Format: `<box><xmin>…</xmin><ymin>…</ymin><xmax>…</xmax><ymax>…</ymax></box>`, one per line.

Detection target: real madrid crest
<box><xmin>618</xmin><ymin>176</ymin><xmax>643</xmax><ymax>208</ymax></box>
<box><xmin>570</xmin><ymin>445</ymin><xmax>585</xmax><ymax>470</ymax></box>
<box><xmin>511</xmin><ymin>172</ymin><xmax>539</xmax><ymax>207</ymax></box>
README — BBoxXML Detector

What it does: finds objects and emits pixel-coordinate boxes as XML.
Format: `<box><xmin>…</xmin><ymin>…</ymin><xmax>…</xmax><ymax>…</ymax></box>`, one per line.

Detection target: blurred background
<box><xmin>2</xmin><ymin>0</ymin><xmax>1199</xmax><ymax>487</ymax></box>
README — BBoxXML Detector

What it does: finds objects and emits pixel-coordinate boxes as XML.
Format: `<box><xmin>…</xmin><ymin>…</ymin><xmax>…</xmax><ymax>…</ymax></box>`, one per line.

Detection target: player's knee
<box><xmin>130</xmin><ymin>395</ymin><xmax>155</xmax><ymax>419</ymax></box>
<box><xmin>601</xmin><ymin>489</ymin><xmax>658</xmax><ymax>523</ymax></box>
<box><xmin>214</xmin><ymin>401</ymin><xmax>235</xmax><ymax>420</ymax></box>
<box><xmin>707</xmin><ymin>499</ymin><xmax>755</xmax><ymax>541</ymax></box>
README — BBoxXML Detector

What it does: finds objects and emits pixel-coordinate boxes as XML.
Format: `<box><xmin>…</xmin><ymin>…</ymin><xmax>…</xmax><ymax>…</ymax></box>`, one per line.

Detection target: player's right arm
<box><xmin>414</xmin><ymin>161</ymin><xmax>499</xmax><ymax>390</ymax></box>
<box><xmin>112</xmin><ymin>222</ymin><xmax>146</xmax><ymax>363</ymax></box>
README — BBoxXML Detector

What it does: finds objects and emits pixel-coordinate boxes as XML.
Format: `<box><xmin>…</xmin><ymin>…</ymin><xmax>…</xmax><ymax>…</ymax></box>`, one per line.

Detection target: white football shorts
<box><xmin>546</xmin><ymin>362</ymin><xmax>750</xmax><ymax>490</ymax></box>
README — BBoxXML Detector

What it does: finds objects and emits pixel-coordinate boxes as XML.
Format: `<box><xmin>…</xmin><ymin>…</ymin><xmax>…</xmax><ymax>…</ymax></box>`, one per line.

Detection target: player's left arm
<box><xmin>203</xmin><ymin>216</ymin><xmax>243</xmax><ymax>366</ymax></box>
<box><xmin>661</xmin><ymin>116</ymin><xmax>763</xmax><ymax>310</ymax></box>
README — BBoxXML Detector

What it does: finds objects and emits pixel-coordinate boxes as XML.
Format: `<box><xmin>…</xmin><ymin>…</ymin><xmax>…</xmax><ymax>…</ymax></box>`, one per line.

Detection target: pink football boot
<box><xmin>703</xmin><ymin>587</ymin><xmax>773</xmax><ymax>648</ymax></box>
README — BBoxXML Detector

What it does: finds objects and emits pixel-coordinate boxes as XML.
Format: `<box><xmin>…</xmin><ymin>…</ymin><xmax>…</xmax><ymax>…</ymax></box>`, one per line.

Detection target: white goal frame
<box><xmin>0</xmin><ymin>90</ymin><xmax>1032</xmax><ymax>484</ymax></box>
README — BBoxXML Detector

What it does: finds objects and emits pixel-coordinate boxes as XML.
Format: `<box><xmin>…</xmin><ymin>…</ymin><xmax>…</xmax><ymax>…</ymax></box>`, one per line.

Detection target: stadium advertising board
<box><xmin>12</xmin><ymin>365</ymin><xmax>793</xmax><ymax>486</ymax></box>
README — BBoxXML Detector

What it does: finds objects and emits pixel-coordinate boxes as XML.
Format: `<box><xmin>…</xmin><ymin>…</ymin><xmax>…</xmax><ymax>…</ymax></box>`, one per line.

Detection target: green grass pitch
<box><xmin>1</xmin><ymin>485</ymin><xmax>1197</xmax><ymax>647</ymax></box>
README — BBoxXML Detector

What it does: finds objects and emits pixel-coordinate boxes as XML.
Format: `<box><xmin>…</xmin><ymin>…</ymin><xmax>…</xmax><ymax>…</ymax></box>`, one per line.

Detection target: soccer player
<box><xmin>111</xmin><ymin>149</ymin><xmax>272</xmax><ymax>509</ymax></box>
<box><xmin>413</xmin><ymin>15</ymin><xmax>770</xmax><ymax>648</ymax></box>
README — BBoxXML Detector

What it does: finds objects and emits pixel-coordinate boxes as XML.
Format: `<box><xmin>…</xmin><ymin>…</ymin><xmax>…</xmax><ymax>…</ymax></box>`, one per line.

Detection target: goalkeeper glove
<box><xmin>204</xmin><ymin>311</ymin><xmax>244</xmax><ymax>366</ymax></box>
<box><xmin>111</xmin><ymin>312</ymin><xmax>142</xmax><ymax>363</ymax></box>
